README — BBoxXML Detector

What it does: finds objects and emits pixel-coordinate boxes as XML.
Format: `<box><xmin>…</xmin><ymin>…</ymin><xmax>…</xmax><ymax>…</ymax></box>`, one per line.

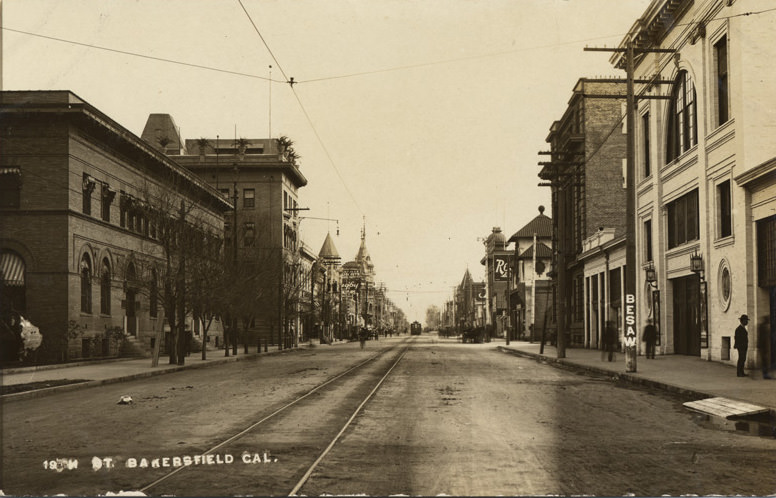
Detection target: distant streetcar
<box><xmin>410</xmin><ymin>321</ymin><xmax>422</xmax><ymax>335</ymax></box>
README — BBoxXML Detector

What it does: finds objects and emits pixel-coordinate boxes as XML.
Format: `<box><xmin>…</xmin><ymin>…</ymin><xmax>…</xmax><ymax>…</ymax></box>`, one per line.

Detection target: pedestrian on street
<box><xmin>602</xmin><ymin>320</ymin><xmax>617</xmax><ymax>362</ymax></box>
<box><xmin>757</xmin><ymin>315</ymin><xmax>772</xmax><ymax>379</ymax></box>
<box><xmin>643</xmin><ymin>318</ymin><xmax>657</xmax><ymax>359</ymax></box>
<box><xmin>734</xmin><ymin>314</ymin><xmax>749</xmax><ymax>377</ymax></box>
<box><xmin>359</xmin><ymin>328</ymin><xmax>366</xmax><ymax>349</ymax></box>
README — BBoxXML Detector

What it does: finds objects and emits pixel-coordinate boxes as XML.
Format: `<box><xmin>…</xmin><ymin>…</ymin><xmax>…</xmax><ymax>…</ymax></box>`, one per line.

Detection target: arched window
<box><xmin>100</xmin><ymin>258</ymin><xmax>111</xmax><ymax>315</ymax></box>
<box><xmin>80</xmin><ymin>253</ymin><xmax>92</xmax><ymax>313</ymax></box>
<box><xmin>666</xmin><ymin>71</ymin><xmax>698</xmax><ymax>163</ymax></box>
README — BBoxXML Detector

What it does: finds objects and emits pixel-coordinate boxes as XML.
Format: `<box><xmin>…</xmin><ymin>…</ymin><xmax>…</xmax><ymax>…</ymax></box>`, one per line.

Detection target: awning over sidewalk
<box><xmin>1</xmin><ymin>251</ymin><xmax>26</xmax><ymax>287</ymax></box>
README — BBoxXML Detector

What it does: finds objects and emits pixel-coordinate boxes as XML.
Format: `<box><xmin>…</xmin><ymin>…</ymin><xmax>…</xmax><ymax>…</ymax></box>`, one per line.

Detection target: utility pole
<box><xmin>584</xmin><ymin>41</ymin><xmax>674</xmax><ymax>373</ymax></box>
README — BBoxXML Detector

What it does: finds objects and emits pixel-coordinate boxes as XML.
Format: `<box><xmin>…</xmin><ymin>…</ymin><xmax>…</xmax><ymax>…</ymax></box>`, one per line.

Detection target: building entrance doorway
<box><xmin>672</xmin><ymin>275</ymin><xmax>701</xmax><ymax>356</ymax></box>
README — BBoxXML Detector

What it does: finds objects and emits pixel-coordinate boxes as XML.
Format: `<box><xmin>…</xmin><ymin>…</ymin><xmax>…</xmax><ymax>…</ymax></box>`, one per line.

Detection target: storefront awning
<box><xmin>1</xmin><ymin>251</ymin><xmax>25</xmax><ymax>286</ymax></box>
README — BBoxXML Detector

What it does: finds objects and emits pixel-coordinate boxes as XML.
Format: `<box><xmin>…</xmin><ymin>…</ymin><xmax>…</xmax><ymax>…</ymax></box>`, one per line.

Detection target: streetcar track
<box><xmin>289</xmin><ymin>345</ymin><xmax>409</xmax><ymax>496</ymax></box>
<box><xmin>139</xmin><ymin>338</ymin><xmax>411</xmax><ymax>493</ymax></box>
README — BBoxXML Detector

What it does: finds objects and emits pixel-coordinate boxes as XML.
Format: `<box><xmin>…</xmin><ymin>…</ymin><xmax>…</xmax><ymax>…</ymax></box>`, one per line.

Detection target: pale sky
<box><xmin>1</xmin><ymin>0</ymin><xmax>650</xmax><ymax>323</ymax></box>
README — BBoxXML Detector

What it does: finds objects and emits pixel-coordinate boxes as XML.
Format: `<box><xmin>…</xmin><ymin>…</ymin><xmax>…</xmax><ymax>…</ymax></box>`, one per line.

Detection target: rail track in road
<box><xmin>139</xmin><ymin>337</ymin><xmax>413</xmax><ymax>496</ymax></box>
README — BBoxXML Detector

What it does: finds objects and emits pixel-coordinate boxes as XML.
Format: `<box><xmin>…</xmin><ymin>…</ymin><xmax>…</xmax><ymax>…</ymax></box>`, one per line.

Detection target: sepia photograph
<box><xmin>1</xmin><ymin>0</ymin><xmax>775</xmax><ymax>496</ymax></box>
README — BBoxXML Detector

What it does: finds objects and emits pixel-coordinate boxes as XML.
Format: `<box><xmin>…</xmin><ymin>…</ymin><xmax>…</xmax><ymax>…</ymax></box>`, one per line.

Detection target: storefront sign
<box><xmin>494</xmin><ymin>256</ymin><xmax>509</xmax><ymax>281</ymax></box>
<box><xmin>624</xmin><ymin>293</ymin><xmax>637</xmax><ymax>347</ymax></box>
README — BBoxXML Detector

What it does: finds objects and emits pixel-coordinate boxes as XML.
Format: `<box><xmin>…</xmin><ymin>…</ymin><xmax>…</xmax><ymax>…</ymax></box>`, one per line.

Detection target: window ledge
<box><xmin>713</xmin><ymin>235</ymin><xmax>735</xmax><ymax>249</ymax></box>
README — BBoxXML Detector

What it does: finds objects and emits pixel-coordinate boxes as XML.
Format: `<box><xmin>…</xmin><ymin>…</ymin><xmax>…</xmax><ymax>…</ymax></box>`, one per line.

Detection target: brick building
<box><xmin>540</xmin><ymin>79</ymin><xmax>628</xmax><ymax>348</ymax></box>
<box><xmin>480</xmin><ymin>227</ymin><xmax>510</xmax><ymax>339</ymax></box>
<box><xmin>0</xmin><ymin>91</ymin><xmax>230</xmax><ymax>363</ymax></box>
<box><xmin>141</xmin><ymin>117</ymin><xmax>308</xmax><ymax>348</ymax></box>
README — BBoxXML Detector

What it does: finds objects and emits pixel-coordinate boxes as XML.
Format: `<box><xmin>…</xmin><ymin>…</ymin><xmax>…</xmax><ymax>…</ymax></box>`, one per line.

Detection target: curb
<box><xmin>1</xmin><ymin>345</ymin><xmax>310</xmax><ymax>403</ymax></box>
<box><xmin>497</xmin><ymin>346</ymin><xmax>724</xmax><ymax>403</ymax></box>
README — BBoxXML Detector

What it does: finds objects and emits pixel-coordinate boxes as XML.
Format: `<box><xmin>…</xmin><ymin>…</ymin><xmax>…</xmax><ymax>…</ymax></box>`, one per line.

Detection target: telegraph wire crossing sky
<box><xmin>2</xmin><ymin>0</ymin><xmax>654</xmax><ymax>322</ymax></box>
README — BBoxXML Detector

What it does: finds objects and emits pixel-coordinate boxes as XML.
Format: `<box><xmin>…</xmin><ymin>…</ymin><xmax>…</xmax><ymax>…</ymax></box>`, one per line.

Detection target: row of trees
<box><xmin>122</xmin><ymin>173</ymin><xmax>312</xmax><ymax>366</ymax></box>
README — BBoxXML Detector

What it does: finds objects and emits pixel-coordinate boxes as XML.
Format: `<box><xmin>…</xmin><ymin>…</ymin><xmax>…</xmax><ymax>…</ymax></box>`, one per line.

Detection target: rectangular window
<box><xmin>243</xmin><ymin>188</ymin><xmax>255</xmax><ymax>208</ymax></box>
<box><xmin>715</xmin><ymin>35</ymin><xmax>729</xmax><ymax>126</ymax></box>
<box><xmin>101</xmin><ymin>185</ymin><xmax>115</xmax><ymax>222</ymax></box>
<box><xmin>644</xmin><ymin>219</ymin><xmax>653</xmax><ymax>262</ymax></box>
<box><xmin>0</xmin><ymin>169</ymin><xmax>22</xmax><ymax>208</ymax></box>
<box><xmin>82</xmin><ymin>174</ymin><xmax>95</xmax><ymax>215</ymax></box>
<box><xmin>667</xmin><ymin>189</ymin><xmax>700</xmax><ymax>249</ymax></box>
<box><xmin>718</xmin><ymin>179</ymin><xmax>732</xmax><ymax>238</ymax></box>
<box><xmin>642</xmin><ymin>112</ymin><xmax>651</xmax><ymax>178</ymax></box>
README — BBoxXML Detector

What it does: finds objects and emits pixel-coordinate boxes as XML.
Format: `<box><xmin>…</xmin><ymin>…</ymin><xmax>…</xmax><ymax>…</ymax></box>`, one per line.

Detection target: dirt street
<box><xmin>301</xmin><ymin>336</ymin><xmax>776</xmax><ymax>496</ymax></box>
<box><xmin>2</xmin><ymin>335</ymin><xmax>774</xmax><ymax>496</ymax></box>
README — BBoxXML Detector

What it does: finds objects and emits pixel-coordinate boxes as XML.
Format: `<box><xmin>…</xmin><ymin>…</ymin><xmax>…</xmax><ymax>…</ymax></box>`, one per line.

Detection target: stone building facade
<box><xmin>617</xmin><ymin>0</ymin><xmax>776</xmax><ymax>368</ymax></box>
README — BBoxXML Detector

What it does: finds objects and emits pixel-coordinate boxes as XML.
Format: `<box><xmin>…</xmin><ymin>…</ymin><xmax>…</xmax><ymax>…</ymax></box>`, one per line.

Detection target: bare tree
<box><xmin>120</xmin><ymin>174</ymin><xmax>227</xmax><ymax>365</ymax></box>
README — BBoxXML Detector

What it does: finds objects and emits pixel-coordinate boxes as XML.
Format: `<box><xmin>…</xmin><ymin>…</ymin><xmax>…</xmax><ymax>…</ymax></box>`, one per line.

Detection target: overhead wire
<box><xmin>0</xmin><ymin>27</ymin><xmax>284</xmax><ymax>83</ymax></box>
<box><xmin>235</xmin><ymin>0</ymin><xmax>364</xmax><ymax>215</ymax></box>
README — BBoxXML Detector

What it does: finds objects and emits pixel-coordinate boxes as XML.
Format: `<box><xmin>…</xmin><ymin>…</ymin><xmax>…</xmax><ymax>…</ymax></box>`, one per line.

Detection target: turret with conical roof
<box><xmin>318</xmin><ymin>232</ymin><xmax>340</xmax><ymax>263</ymax></box>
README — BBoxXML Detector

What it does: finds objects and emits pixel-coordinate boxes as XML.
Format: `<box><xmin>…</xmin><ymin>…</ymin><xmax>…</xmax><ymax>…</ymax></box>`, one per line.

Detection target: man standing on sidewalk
<box><xmin>734</xmin><ymin>314</ymin><xmax>749</xmax><ymax>377</ymax></box>
<box><xmin>643</xmin><ymin>319</ymin><xmax>657</xmax><ymax>359</ymax></box>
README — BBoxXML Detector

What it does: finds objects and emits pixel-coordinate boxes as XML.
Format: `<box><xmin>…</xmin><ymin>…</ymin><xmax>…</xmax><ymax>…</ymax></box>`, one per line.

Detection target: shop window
<box><xmin>667</xmin><ymin>189</ymin><xmax>699</xmax><ymax>249</ymax></box>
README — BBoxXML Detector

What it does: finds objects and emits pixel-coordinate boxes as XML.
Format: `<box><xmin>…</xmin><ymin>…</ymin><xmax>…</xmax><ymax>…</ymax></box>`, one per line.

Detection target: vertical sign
<box><xmin>494</xmin><ymin>256</ymin><xmax>509</xmax><ymax>281</ymax></box>
<box><xmin>624</xmin><ymin>293</ymin><xmax>637</xmax><ymax>348</ymax></box>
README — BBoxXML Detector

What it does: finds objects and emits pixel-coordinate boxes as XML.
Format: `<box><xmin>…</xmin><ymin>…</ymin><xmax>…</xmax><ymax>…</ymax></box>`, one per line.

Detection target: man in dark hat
<box><xmin>734</xmin><ymin>314</ymin><xmax>749</xmax><ymax>377</ymax></box>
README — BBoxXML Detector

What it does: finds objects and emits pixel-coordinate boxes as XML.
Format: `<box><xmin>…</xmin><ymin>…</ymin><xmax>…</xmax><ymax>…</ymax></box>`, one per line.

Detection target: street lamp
<box><xmin>690</xmin><ymin>249</ymin><xmax>709</xmax><ymax>351</ymax></box>
<box><xmin>690</xmin><ymin>250</ymin><xmax>705</xmax><ymax>281</ymax></box>
<box><xmin>645</xmin><ymin>261</ymin><xmax>658</xmax><ymax>288</ymax></box>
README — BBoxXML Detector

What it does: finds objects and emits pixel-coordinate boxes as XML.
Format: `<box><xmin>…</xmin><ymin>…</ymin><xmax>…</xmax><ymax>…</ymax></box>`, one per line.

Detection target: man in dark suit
<box><xmin>734</xmin><ymin>314</ymin><xmax>749</xmax><ymax>377</ymax></box>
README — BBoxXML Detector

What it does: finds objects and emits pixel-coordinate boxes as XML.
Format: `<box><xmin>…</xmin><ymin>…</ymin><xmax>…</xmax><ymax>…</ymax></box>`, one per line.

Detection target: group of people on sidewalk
<box><xmin>600</xmin><ymin>313</ymin><xmax>772</xmax><ymax>379</ymax></box>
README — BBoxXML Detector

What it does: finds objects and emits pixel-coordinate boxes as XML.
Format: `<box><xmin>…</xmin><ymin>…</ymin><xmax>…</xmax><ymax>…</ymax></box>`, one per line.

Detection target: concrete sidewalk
<box><xmin>0</xmin><ymin>340</ymin><xmax>348</xmax><ymax>402</ymax></box>
<box><xmin>499</xmin><ymin>341</ymin><xmax>775</xmax><ymax>413</ymax></box>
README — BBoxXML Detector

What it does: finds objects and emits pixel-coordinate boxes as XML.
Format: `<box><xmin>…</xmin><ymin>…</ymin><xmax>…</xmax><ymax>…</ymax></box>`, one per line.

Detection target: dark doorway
<box><xmin>672</xmin><ymin>275</ymin><xmax>701</xmax><ymax>356</ymax></box>
<box><xmin>770</xmin><ymin>287</ymin><xmax>776</xmax><ymax>371</ymax></box>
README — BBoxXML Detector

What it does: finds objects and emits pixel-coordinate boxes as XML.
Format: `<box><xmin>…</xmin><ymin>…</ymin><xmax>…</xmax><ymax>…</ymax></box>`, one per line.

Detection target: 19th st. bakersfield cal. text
<box><xmin>43</xmin><ymin>451</ymin><xmax>277</xmax><ymax>472</ymax></box>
